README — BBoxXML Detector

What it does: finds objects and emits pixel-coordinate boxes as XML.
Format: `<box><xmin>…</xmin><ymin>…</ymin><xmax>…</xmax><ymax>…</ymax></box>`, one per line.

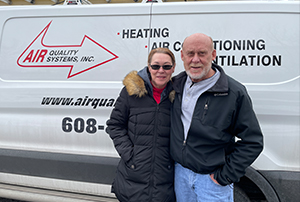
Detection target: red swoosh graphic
<box><xmin>17</xmin><ymin>21</ymin><xmax>118</xmax><ymax>78</ymax></box>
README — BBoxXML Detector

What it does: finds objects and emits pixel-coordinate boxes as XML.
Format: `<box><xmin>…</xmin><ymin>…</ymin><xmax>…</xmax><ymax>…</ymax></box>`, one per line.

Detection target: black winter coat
<box><xmin>170</xmin><ymin>63</ymin><xmax>263</xmax><ymax>186</ymax></box>
<box><xmin>106</xmin><ymin>67</ymin><xmax>175</xmax><ymax>202</ymax></box>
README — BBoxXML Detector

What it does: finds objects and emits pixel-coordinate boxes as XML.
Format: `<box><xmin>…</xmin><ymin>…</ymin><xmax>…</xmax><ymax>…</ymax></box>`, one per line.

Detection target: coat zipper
<box><xmin>149</xmin><ymin>104</ymin><xmax>159</xmax><ymax>201</ymax></box>
<box><xmin>182</xmin><ymin>98</ymin><xmax>210</xmax><ymax>165</ymax></box>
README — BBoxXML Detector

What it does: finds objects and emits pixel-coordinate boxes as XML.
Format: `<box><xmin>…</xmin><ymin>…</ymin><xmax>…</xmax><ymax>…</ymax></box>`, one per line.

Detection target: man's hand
<box><xmin>210</xmin><ymin>173</ymin><xmax>220</xmax><ymax>185</ymax></box>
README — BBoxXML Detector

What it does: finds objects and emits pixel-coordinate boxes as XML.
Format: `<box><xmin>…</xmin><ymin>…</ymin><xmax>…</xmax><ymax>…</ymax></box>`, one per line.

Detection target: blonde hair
<box><xmin>147</xmin><ymin>48</ymin><xmax>175</xmax><ymax>66</ymax></box>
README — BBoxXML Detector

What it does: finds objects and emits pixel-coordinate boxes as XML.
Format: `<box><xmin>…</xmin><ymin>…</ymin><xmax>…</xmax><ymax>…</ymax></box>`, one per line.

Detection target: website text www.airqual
<box><xmin>41</xmin><ymin>95</ymin><xmax>116</xmax><ymax>109</ymax></box>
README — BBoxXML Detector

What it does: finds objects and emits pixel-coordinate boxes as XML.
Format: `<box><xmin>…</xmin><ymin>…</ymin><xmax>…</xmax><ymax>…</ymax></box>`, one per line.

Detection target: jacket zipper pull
<box><xmin>201</xmin><ymin>99</ymin><xmax>209</xmax><ymax>121</ymax></box>
<box><xmin>204</xmin><ymin>98</ymin><xmax>210</xmax><ymax>110</ymax></box>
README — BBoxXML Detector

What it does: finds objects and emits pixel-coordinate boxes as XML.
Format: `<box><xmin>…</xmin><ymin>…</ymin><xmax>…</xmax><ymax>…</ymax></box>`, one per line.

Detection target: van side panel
<box><xmin>0</xmin><ymin>2</ymin><xmax>299</xmax><ymax>201</ymax></box>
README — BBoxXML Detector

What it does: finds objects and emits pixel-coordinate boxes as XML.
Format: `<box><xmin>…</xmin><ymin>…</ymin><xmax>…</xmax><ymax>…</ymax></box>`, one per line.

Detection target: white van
<box><xmin>0</xmin><ymin>1</ymin><xmax>299</xmax><ymax>201</ymax></box>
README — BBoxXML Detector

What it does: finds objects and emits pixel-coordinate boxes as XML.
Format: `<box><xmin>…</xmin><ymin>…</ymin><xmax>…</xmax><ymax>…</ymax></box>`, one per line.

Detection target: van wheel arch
<box><xmin>234</xmin><ymin>167</ymin><xmax>280</xmax><ymax>202</ymax></box>
<box><xmin>234</xmin><ymin>185</ymin><xmax>251</xmax><ymax>202</ymax></box>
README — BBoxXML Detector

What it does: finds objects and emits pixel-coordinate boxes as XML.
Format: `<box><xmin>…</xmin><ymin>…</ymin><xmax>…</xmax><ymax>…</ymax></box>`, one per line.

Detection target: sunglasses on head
<box><xmin>150</xmin><ymin>64</ymin><xmax>173</xmax><ymax>70</ymax></box>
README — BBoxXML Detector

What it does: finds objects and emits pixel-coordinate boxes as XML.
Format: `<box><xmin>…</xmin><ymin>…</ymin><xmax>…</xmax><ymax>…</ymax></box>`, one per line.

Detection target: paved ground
<box><xmin>0</xmin><ymin>198</ymin><xmax>24</xmax><ymax>202</ymax></box>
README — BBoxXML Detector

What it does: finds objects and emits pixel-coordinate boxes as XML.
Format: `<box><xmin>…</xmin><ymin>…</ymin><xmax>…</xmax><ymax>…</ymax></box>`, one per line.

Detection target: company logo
<box><xmin>17</xmin><ymin>21</ymin><xmax>118</xmax><ymax>78</ymax></box>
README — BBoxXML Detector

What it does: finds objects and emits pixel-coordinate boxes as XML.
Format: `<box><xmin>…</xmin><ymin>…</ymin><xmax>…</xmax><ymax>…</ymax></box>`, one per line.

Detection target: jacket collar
<box><xmin>172</xmin><ymin>63</ymin><xmax>228</xmax><ymax>94</ymax></box>
<box><xmin>138</xmin><ymin>66</ymin><xmax>153</xmax><ymax>94</ymax></box>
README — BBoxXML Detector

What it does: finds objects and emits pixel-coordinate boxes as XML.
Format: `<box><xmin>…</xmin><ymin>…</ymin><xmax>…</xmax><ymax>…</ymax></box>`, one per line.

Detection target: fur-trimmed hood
<box><xmin>123</xmin><ymin>70</ymin><xmax>148</xmax><ymax>97</ymax></box>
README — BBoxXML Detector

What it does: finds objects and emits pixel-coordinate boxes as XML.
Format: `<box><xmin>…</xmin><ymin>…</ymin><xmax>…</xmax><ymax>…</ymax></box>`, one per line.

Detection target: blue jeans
<box><xmin>175</xmin><ymin>163</ymin><xmax>234</xmax><ymax>202</ymax></box>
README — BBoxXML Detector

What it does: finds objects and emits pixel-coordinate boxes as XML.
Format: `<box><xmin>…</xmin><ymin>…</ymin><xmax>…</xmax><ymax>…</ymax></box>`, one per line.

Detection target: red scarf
<box><xmin>151</xmin><ymin>82</ymin><xmax>166</xmax><ymax>104</ymax></box>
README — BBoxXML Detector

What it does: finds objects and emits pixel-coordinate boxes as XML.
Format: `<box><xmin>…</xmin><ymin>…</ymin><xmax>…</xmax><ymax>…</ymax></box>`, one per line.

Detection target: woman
<box><xmin>106</xmin><ymin>48</ymin><xmax>176</xmax><ymax>202</ymax></box>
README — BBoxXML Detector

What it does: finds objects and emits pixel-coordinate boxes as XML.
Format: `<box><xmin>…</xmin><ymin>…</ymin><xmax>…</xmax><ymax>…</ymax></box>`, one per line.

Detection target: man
<box><xmin>170</xmin><ymin>33</ymin><xmax>263</xmax><ymax>201</ymax></box>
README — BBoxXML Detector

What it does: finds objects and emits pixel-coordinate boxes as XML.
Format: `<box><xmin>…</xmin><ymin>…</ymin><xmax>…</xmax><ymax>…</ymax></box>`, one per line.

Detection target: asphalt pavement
<box><xmin>0</xmin><ymin>198</ymin><xmax>24</xmax><ymax>202</ymax></box>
